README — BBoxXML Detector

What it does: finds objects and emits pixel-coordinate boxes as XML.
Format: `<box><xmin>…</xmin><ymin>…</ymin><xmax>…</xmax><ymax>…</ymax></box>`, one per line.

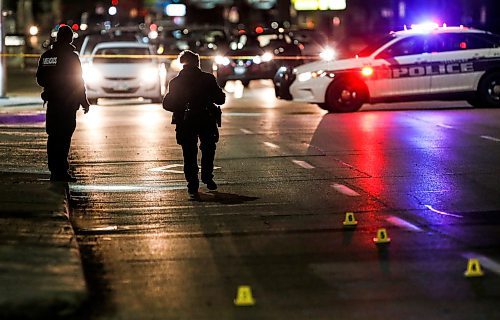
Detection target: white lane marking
<box><xmin>424</xmin><ymin>205</ymin><xmax>463</xmax><ymax>218</ymax></box>
<box><xmin>240</xmin><ymin>128</ymin><xmax>253</xmax><ymax>134</ymax></box>
<box><xmin>480</xmin><ymin>135</ymin><xmax>500</xmax><ymax>142</ymax></box>
<box><xmin>292</xmin><ymin>160</ymin><xmax>315</xmax><ymax>169</ymax></box>
<box><xmin>70</xmin><ymin>183</ymin><xmax>187</xmax><ymax>192</ymax></box>
<box><xmin>149</xmin><ymin>164</ymin><xmax>220</xmax><ymax>174</ymax></box>
<box><xmin>80</xmin><ymin>226</ymin><xmax>118</xmax><ymax>232</ymax></box>
<box><xmin>463</xmin><ymin>253</ymin><xmax>500</xmax><ymax>275</ymax></box>
<box><xmin>331</xmin><ymin>183</ymin><xmax>360</xmax><ymax>197</ymax></box>
<box><xmin>263</xmin><ymin>141</ymin><xmax>280</xmax><ymax>149</ymax></box>
<box><xmin>386</xmin><ymin>216</ymin><xmax>423</xmax><ymax>232</ymax></box>
<box><xmin>437</xmin><ymin>123</ymin><xmax>453</xmax><ymax>129</ymax></box>
<box><xmin>149</xmin><ymin>164</ymin><xmax>183</xmax><ymax>173</ymax></box>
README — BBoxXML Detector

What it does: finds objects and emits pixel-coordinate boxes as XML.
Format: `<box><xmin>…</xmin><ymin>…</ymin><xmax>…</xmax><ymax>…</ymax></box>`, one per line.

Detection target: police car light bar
<box><xmin>410</xmin><ymin>22</ymin><xmax>440</xmax><ymax>32</ymax></box>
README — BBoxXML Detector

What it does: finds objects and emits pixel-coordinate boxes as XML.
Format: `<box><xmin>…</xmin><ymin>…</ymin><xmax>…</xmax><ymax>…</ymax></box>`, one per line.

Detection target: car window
<box><xmin>93</xmin><ymin>48</ymin><xmax>152</xmax><ymax>63</ymax></box>
<box><xmin>474</xmin><ymin>33</ymin><xmax>500</xmax><ymax>47</ymax></box>
<box><xmin>357</xmin><ymin>34</ymin><xmax>396</xmax><ymax>57</ymax></box>
<box><xmin>435</xmin><ymin>33</ymin><xmax>495</xmax><ymax>52</ymax></box>
<box><xmin>376</xmin><ymin>35</ymin><xmax>436</xmax><ymax>58</ymax></box>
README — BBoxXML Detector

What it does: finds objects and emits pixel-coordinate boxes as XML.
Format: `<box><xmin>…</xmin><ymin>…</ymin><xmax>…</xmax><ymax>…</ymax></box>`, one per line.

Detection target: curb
<box><xmin>0</xmin><ymin>178</ymin><xmax>89</xmax><ymax>320</ymax></box>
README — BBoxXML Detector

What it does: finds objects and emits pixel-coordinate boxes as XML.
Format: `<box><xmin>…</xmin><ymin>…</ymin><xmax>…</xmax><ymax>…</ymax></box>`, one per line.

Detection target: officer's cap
<box><xmin>57</xmin><ymin>25</ymin><xmax>74</xmax><ymax>43</ymax></box>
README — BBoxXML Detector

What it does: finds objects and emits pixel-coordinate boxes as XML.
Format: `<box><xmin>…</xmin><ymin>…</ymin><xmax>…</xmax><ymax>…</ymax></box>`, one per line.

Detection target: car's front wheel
<box><xmin>324</xmin><ymin>78</ymin><xmax>367</xmax><ymax>113</ymax></box>
<box><xmin>474</xmin><ymin>72</ymin><xmax>500</xmax><ymax>108</ymax></box>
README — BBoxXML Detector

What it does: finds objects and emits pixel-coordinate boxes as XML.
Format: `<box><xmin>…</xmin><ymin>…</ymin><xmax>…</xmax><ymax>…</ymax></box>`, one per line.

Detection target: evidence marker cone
<box><xmin>342</xmin><ymin>212</ymin><xmax>358</xmax><ymax>226</ymax></box>
<box><xmin>373</xmin><ymin>228</ymin><xmax>391</xmax><ymax>244</ymax></box>
<box><xmin>234</xmin><ymin>285</ymin><xmax>255</xmax><ymax>306</ymax></box>
<box><xmin>464</xmin><ymin>258</ymin><xmax>484</xmax><ymax>277</ymax></box>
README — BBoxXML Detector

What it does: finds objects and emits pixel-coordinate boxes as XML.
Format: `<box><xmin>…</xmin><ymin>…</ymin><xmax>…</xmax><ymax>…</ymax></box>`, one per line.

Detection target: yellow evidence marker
<box><xmin>373</xmin><ymin>228</ymin><xmax>391</xmax><ymax>244</ymax></box>
<box><xmin>234</xmin><ymin>285</ymin><xmax>256</xmax><ymax>306</ymax></box>
<box><xmin>464</xmin><ymin>258</ymin><xmax>485</xmax><ymax>277</ymax></box>
<box><xmin>343</xmin><ymin>212</ymin><xmax>358</xmax><ymax>226</ymax></box>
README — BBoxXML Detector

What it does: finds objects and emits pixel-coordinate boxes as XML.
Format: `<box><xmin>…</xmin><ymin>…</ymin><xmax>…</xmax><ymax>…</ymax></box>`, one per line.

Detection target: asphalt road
<box><xmin>64</xmin><ymin>81</ymin><xmax>500</xmax><ymax>319</ymax></box>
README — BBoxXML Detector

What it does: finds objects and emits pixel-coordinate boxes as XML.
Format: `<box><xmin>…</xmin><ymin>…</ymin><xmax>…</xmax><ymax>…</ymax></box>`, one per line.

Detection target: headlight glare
<box><xmin>83</xmin><ymin>65</ymin><xmax>101</xmax><ymax>84</ymax></box>
<box><xmin>215</xmin><ymin>55</ymin><xmax>230</xmax><ymax>66</ymax></box>
<box><xmin>261</xmin><ymin>52</ymin><xmax>273</xmax><ymax>62</ymax></box>
<box><xmin>297</xmin><ymin>72</ymin><xmax>312</xmax><ymax>82</ymax></box>
<box><xmin>252</xmin><ymin>55</ymin><xmax>262</xmax><ymax>64</ymax></box>
<box><xmin>320</xmin><ymin>48</ymin><xmax>336</xmax><ymax>61</ymax></box>
<box><xmin>140</xmin><ymin>67</ymin><xmax>158</xmax><ymax>83</ymax></box>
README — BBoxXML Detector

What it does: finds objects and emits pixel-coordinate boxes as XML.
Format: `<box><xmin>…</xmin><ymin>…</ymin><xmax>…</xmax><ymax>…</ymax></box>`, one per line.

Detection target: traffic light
<box><xmin>111</xmin><ymin>0</ymin><xmax>119</xmax><ymax>5</ymax></box>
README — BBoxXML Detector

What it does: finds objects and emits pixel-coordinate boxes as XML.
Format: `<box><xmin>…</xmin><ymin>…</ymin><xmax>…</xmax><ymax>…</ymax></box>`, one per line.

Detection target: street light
<box><xmin>29</xmin><ymin>25</ymin><xmax>39</xmax><ymax>36</ymax></box>
<box><xmin>108</xmin><ymin>6</ymin><xmax>117</xmax><ymax>16</ymax></box>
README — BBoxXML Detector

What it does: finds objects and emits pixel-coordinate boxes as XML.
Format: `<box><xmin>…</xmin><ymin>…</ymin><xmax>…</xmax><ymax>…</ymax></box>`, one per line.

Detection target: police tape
<box><xmin>0</xmin><ymin>53</ymin><xmax>320</xmax><ymax>61</ymax></box>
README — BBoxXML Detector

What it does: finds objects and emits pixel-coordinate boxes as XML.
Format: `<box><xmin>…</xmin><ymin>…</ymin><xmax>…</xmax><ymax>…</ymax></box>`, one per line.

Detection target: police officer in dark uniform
<box><xmin>36</xmin><ymin>25</ymin><xmax>90</xmax><ymax>182</ymax></box>
<box><xmin>163</xmin><ymin>50</ymin><xmax>225</xmax><ymax>195</ymax></box>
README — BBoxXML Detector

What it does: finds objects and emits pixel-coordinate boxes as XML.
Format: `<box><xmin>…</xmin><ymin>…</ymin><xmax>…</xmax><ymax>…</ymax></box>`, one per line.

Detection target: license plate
<box><xmin>114</xmin><ymin>84</ymin><xmax>129</xmax><ymax>91</ymax></box>
<box><xmin>234</xmin><ymin>66</ymin><xmax>246</xmax><ymax>75</ymax></box>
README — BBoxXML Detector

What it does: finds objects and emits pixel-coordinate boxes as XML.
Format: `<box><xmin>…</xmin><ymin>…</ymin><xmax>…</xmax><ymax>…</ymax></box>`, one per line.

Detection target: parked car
<box><xmin>274</xmin><ymin>24</ymin><xmax>500</xmax><ymax>112</ymax></box>
<box><xmin>289</xmin><ymin>29</ymin><xmax>331</xmax><ymax>61</ymax></box>
<box><xmin>214</xmin><ymin>32</ymin><xmax>302</xmax><ymax>87</ymax></box>
<box><xmin>158</xmin><ymin>26</ymin><xmax>231</xmax><ymax>75</ymax></box>
<box><xmin>83</xmin><ymin>41</ymin><xmax>164</xmax><ymax>104</ymax></box>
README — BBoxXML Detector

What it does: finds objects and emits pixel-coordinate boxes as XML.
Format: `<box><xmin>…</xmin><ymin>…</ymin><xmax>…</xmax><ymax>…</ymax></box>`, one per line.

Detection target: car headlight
<box><xmin>297</xmin><ymin>70</ymin><xmax>326</xmax><ymax>82</ymax></box>
<box><xmin>82</xmin><ymin>65</ymin><xmax>101</xmax><ymax>84</ymax></box>
<box><xmin>140</xmin><ymin>67</ymin><xmax>159</xmax><ymax>83</ymax></box>
<box><xmin>215</xmin><ymin>55</ymin><xmax>230</xmax><ymax>66</ymax></box>
<box><xmin>297</xmin><ymin>72</ymin><xmax>312</xmax><ymax>82</ymax></box>
<box><xmin>261</xmin><ymin>52</ymin><xmax>273</xmax><ymax>62</ymax></box>
<box><xmin>319</xmin><ymin>48</ymin><xmax>336</xmax><ymax>61</ymax></box>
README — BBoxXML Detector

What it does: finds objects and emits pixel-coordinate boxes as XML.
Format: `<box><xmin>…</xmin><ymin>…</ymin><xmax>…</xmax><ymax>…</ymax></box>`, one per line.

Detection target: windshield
<box><xmin>93</xmin><ymin>47</ymin><xmax>152</xmax><ymax>64</ymax></box>
<box><xmin>357</xmin><ymin>34</ymin><xmax>396</xmax><ymax>57</ymax></box>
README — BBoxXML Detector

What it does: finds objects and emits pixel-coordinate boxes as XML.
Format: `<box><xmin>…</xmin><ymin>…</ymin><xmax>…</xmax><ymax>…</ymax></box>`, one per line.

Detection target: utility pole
<box><xmin>0</xmin><ymin>0</ymin><xmax>6</xmax><ymax>98</ymax></box>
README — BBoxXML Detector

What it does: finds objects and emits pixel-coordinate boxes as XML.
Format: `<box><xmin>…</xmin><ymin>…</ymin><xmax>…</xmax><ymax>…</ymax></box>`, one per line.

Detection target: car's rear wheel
<box><xmin>324</xmin><ymin>78</ymin><xmax>367</xmax><ymax>113</ymax></box>
<box><xmin>242</xmin><ymin>80</ymin><xmax>250</xmax><ymax>87</ymax></box>
<box><xmin>475</xmin><ymin>72</ymin><xmax>500</xmax><ymax>108</ymax></box>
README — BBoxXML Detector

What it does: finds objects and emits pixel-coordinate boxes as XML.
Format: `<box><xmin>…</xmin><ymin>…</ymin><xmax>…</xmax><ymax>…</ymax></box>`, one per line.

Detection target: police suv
<box><xmin>274</xmin><ymin>24</ymin><xmax>500</xmax><ymax>112</ymax></box>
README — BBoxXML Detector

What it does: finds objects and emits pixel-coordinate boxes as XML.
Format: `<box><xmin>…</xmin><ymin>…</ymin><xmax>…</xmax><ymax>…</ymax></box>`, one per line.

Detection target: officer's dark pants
<box><xmin>46</xmin><ymin>103</ymin><xmax>77</xmax><ymax>176</ymax></box>
<box><xmin>176</xmin><ymin>119</ymin><xmax>218</xmax><ymax>188</ymax></box>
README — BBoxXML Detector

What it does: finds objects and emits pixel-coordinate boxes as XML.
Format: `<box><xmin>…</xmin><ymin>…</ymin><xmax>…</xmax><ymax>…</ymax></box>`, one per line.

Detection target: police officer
<box><xmin>163</xmin><ymin>50</ymin><xmax>225</xmax><ymax>195</ymax></box>
<box><xmin>36</xmin><ymin>25</ymin><xmax>90</xmax><ymax>182</ymax></box>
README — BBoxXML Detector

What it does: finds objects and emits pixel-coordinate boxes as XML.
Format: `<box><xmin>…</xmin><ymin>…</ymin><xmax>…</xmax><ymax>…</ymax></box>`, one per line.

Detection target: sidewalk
<box><xmin>1</xmin><ymin>66</ymin><xmax>44</xmax><ymax>112</ymax></box>
<box><xmin>0</xmin><ymin>95</ymin><xmax>44</xmax><ymax>115</ymax></box>
<box><xmin>0</xmin><ymin>92</ymin><xmax>87</xmax><ymax>318</ymax></box>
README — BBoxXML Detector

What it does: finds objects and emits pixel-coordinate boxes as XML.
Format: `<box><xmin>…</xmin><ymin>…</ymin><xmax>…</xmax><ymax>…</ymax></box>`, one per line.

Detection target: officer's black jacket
<box><xmin>163</xmin><ymin>65</ymin><xmax>225</xmax><ymax>124</ymax></box>
<box><xmin>36</xmin><ymin>42</ymin><xmax>88</xmax><ymax>110</ymax></box>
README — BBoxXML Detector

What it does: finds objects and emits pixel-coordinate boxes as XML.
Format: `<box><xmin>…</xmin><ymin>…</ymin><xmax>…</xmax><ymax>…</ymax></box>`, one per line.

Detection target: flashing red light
<box><xmin>255</xmin><ymin>26</ymin><xmax>264</xmax><ymax>34</ymax></box>
<box><xmin>238</xmin><ymin>29</ymin><xmax>246</xmax><ymax>34</ymax></box>
<box><xmin>71</xmin><ymin>23</ymin><xmax>79</xmax><ymax>31</ymax></box>
<box><xmin>459</xmin><ymin>41</ymin><xmax>467</xmax><ymax>49</ymax></box>
<box><xmin>59</xmin><ymin>23</ymin><xmax>67</xmax><ymax>27</ymax></box>
<box><xmin>111</xmin><ymin>0</ymin><xmax>119</xmax><ymax>5</ymax></box>
<box><xmin>150</xmin><ymin>23</ymin><xmax>158</xmax><ymax>31</ymax></box>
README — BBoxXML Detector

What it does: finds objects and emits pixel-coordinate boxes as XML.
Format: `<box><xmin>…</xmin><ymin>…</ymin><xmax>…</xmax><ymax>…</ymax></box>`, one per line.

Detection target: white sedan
<box><xmin>83</xmin><ymin>41</ymin><xmax>165</xmax><ymax>104</ymax></box>
<box><xmin>274</xmin><ymin>24</ymin><xmax>500</xmax><ymax>112</ymax></box>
